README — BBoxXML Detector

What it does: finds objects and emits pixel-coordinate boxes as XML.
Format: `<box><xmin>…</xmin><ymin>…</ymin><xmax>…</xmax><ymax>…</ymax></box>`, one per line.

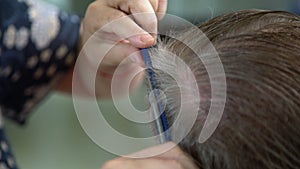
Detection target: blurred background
<box><xmin>5</xmin><ymin>0</ymin><xmax>298</xmax><ymax>169</ymax></box>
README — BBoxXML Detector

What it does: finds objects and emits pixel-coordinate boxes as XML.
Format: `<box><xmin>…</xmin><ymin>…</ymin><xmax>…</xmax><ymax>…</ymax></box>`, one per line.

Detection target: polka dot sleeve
<box><xmin>0</xmin><ymin>0</ymin><xmax>81</xmax><ymax>124</ymax></box>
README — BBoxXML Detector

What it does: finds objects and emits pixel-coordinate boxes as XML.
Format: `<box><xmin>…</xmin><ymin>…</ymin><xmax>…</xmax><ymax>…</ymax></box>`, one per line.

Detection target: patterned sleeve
<box><xmin>0</xmin><ymin>0</ymin><xmax>81</xmax><ymax>124</ymax></box>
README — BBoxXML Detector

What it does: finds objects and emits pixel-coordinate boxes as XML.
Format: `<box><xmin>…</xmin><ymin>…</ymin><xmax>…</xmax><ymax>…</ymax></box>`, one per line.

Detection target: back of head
<box><xmin>150</xmin><ymin>10</ymin><xmax>300</xmax><ymax>169</ymax></box>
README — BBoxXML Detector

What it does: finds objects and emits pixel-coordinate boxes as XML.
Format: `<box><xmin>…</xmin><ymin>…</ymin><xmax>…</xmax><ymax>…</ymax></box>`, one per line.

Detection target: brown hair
<box><xmin>150</xmin><ymin>10</ymin><xmax>300</xmax><ymax>169</ymax></box>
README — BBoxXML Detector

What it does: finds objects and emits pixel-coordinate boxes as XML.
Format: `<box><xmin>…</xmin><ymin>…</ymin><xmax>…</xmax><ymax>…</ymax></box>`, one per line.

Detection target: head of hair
<box><xmin>149</xmin><ymin>10</ymin><xmax>300</xmax><ymax>169</ymax></box>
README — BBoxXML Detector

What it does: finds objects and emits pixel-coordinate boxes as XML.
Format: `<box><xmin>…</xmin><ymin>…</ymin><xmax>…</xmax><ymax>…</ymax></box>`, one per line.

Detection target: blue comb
<box><xmin>141</xmin><ymin>48</ymin><xmax>172</xmax><ymax>143</ymax></box>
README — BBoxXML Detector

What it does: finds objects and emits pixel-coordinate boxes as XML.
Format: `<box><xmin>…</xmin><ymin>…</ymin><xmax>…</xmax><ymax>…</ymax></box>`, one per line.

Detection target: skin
<box><xmin>57</xmin><ymin>0</ymin><xmax>197</xmax><ymax>168</ymax></box>
<box><xmin>101</xmin><ymin>142</ymin><xmax>198</xmax><ymax>169</ymax></box>
<box><xmin>57</xmin><ymin>0</ymin><xmax>167</xmax><ymax>97</ymax></box>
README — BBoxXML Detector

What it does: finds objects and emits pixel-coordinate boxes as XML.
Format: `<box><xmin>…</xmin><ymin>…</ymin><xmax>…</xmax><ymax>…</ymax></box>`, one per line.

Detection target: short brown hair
<box><xmin>150</xmin><ymin>10</ymin><xmax>300</xmax><ymax>169</ymax></box>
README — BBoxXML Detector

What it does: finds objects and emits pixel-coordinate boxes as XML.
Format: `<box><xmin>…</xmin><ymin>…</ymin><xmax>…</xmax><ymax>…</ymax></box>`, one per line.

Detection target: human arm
<box><xmin>0</xmin><ymin>0</ymin><xmax>81</xmax><ymax>123</ymax></box>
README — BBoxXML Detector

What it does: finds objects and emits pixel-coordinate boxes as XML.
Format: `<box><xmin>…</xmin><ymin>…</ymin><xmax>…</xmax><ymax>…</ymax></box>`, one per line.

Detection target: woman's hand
<box><xmin>82</xmin><ymin>0</ymin><xmax>168</xmax><ymax>46</ymax></box>
<box><xmin>73</xmin><ymin>0</ymin><xmax>168</xmax><ymax>98</ymax></box>
<box><xmin>101</xmin><ymin>142</ymin><xmax>198</xmax><ymax>169</ymax></box>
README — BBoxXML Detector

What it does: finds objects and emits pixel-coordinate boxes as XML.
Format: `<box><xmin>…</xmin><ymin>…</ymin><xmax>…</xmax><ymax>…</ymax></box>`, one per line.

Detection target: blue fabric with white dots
<box><xmin>0</xmin><ymin>0</ymin><xmax>81</xmax><ymax>168</ymax></box>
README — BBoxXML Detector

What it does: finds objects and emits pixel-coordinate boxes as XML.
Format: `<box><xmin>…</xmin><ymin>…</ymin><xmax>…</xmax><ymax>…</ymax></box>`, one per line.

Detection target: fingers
<box><xmin>101</xmin><ymin>143</ymin><xmax>198</xmax><ymax>169</ymax></box>
<box><xmin>100</xmin><ymin>42</ymin><xmax>143</xmax><ymax>67</ymax></box>
<box><xmin>128</xmin><ymin>0</ymin><xmax>158</xmax><ymax>40</ymax></box>
<box><xmin>100</xmin><ymin>11</ymin><xmax>155</xmax><ymax>48</ymax></box>
<box><xmin>102</xmin><ymin>158</ymin><xmax>185</xmax><ymax>169</ymax></box>
<box><xmin>128</xmin><ymin>142</ymin><xmax>198</xmax><ymax>169</ymax></box>
<box><xmin>84</xmin><ymin>0</ymin><xmax>168</xmax><ymax>48</ymax></box>
<box><xmin>107</xmin><ymin>0</ymin><xmax>158</xmax><ymax>14</ymax></box>
<box><xmin>107</xmin><ymin>0</ymin><xmax>167</xmax><ymax>20</ymax></box>
<box><xmin>104</xmin><ymin>0</ymin><xmax>168</xmax><ymax>44</ymax></box>
<box><xmin>128</xmin><ymin>142</ymin><xmax>191</xmax><ymax>162</ymax></box>
<box><xmin>157</xmin><ymin>0</ymin><xmax>168</xmax><ymax>19</ymax></box>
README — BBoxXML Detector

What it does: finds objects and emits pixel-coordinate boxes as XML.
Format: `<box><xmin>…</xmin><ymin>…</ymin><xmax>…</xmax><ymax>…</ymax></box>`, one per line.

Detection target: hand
<box><xmin>75</xmin><ymin>0</ymin><xmax>168</xmax><ymax>98</ymax></box>
<box><xmin>101</xmin><ymin>142</ymin><xmax>198</xmax><ymax>169</ymax></box>
<box><xmin>82</xmin><ymin>0</ymin><xmax>168</xmax><ymax>46</ymax></box>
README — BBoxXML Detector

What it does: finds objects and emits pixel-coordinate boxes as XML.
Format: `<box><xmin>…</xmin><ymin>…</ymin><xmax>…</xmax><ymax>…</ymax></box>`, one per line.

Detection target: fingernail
<box><xmin>129</xmin><ymin>35</ymin><xmax>155</xmax><ymax>47</ymax></box>
<box><xmin>140</xmin><ymin>34</ymin><xmax>155</xmax><ymax>45</ymax></box>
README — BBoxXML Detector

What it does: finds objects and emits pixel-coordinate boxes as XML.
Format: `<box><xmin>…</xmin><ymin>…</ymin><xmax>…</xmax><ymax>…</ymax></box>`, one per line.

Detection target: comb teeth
<box><xmin>141</xmin><ymin>48</ymin><xmax>172</xmax><ymax>143</ymax></box>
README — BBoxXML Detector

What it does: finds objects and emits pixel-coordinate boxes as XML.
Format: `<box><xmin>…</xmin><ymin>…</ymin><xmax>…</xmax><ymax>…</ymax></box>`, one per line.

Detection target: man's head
<box><xmin>149</xmin><ymin>10</ymin><xmax>300</xmax><ymax>169</ymax></box>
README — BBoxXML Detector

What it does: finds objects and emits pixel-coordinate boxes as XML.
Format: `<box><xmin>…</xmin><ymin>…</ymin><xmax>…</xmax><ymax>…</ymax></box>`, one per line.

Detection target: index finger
<box><xmin>99</xmin><ymin>11</ymin><xmax>155</xmax><ymax>48</ymax></box>
<box><xmin>107</xmin><ymin>0</ymin><xmax>159</xmax><ymax>41</ymax></box>
<box><xmin>156</xmin><ymin>0</ymin><xmax>168</xmax><ymax>20</ymax></box>
<box><xmin>129</xmin><ymin>0</ymin><xmax>158</xmax><ymax>39</ymax></box>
